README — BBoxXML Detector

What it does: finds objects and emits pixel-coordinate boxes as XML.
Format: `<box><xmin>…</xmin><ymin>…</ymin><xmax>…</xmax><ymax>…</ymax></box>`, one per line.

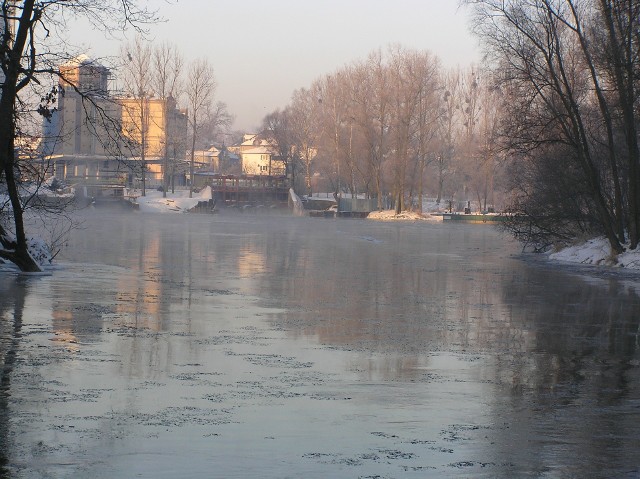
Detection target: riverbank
<box><xmin>367</xmin><ymin>210</ymin><xmax>442</xmax><ymax>221</ymax></box>
<box><xmin>550</xmin><ymin>236</ymin><xmax>640</xmax><ymax>269</ymax></box>
<box><xmin>128</xmin><ymin>187</ymin><xmax>212</xmax><ymax>213</ymax></box>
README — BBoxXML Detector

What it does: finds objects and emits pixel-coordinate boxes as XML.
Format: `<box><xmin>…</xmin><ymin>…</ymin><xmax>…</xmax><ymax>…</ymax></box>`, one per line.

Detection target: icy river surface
<box><xmin>1</xmin><ymin>211</ymin><xmax>639</xmax><ymax>478</ymax></box>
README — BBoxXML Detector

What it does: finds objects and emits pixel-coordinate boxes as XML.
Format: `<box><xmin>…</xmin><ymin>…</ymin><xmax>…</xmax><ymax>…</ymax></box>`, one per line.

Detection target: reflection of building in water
<box><xmin>46</xmin><ymin>233</ymin><xmax>167</xmax><ymax>341</ymax></box>
<box><xmin>50</xmin><ymin>310</ymin><xmax>80</xmax><ymax>353</ymax></box>
<box><xmin>49</xmin><ymin>288</ymin><xmax>103</xmax><ymax>349</ymax></box>
<box><xmin>237</xmin><ymin>247</ymin><xmax>266</xmax><ymax>278</ymax></box>
<box><xmin>114</xmin><ymin>235</ymin><xmax>162</xmax><ymax>330</ymax></box>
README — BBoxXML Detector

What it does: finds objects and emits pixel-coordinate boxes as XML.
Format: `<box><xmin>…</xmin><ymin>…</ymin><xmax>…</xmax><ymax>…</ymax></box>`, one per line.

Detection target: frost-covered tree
<box><xmin>0</xmin><ymin>1</ymin><xmax>156</xmax><ymax>272</ymax></box>
<box><xmin>185</xmin><ymin>58</ymin><xmax>217</xmax><ymax>198</ymax></box>
<box><xmin>464</xmin><ymin>0</ymin><xmax>639</xmax><ymax>253</ymax></box>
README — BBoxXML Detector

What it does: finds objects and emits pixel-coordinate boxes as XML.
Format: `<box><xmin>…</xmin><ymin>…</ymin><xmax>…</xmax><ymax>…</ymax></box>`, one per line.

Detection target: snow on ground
<box><xmin>129</xmin><ymin>187</ymin><xmax>212</xmax><ymax>214</ymax></box>
<box><xmin>19</xmin><ymin>178</ymin><xmax>74</xmax><ymax>198</ymax></box>
<box><xmin>549</xmin><ymin>236</ymin><xmax>640</xmax><ymax>269</ymax></box>
<box><xmin>367</xmin><ymin>210</ymin><xmax>443</xmax><ymax>222</ymax></box>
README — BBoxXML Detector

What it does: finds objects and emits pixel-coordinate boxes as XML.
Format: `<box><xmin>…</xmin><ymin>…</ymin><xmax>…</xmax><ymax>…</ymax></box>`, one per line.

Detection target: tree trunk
<box><xmin>599</xmin><ymin>0</ymin><xmax>640</xmax><ymax>248</ymax></box>
<box><xmin>0</xmin><ymin>0</ymin><xmax>41</xmax><ymax>272</ymax></box>
<box><xmin>189</xmin><ymin>123</ymin><xmax>196</xmax><ymax>198</ymax></box>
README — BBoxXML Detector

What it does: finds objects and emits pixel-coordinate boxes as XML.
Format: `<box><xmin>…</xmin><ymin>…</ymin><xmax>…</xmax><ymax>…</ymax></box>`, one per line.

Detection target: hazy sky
<box><xmin>67</xmin><ymin>0</ymin><xmax>480</xmax><ymax>131</ymax></box>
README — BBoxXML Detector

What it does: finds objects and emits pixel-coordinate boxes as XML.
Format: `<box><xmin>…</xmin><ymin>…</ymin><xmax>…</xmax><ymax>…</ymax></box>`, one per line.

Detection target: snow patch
<box><xmin>28</xmin><ymin>236</ymin><xmax>53</xmax><ymax>267</ymax></box>
<box><xmin>367</xmin><ymin>210</ymin><xmax>443</xmax><ymax>222</ymax></box>
<box><xmin>289</xmin><ymin>189</ymin><xmax>304</xmax><ymax>216</ymax></box>
<box><xmin>0</xmin><ymin>234</ymin><xmax>52</xmax><ymax>271</ymax></box>
<box><xmin>131</xmin><ymin>187</ymin><xmax>212</xmax><ymax>214</ymax></box>
<box><xmin>549</xmin><ymin>236</ymin><xmax>640</xmax><ymax>269</ymax></box>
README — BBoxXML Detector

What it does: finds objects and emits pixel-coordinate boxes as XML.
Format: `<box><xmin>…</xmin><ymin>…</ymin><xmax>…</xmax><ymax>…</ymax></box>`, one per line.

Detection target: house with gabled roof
<box><xmin>232</xmin><ymin>132</ymin><xmax>286</xmax><ymax>176</ymax></box>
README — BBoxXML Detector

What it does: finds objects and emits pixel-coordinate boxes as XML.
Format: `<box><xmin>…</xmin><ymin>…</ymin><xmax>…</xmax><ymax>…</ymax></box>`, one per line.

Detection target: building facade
<box><xmin>44</xmin><ymin>55</ymin><xmax>187</xmax><ymax>190</ymax></box>
<box><xmin>43</xmin><ymin>55</ymin><xmax>124</xmax><ymax>184</ymax></box>
<box><xmin>232</xmin><ymin>133</ymin><xmax>286</xmax><ymax>176</ymax></box>
<box><xmin>119</xmin><ymin>96</ymin><xmax>188</xmax><ymax>187</ymax></box>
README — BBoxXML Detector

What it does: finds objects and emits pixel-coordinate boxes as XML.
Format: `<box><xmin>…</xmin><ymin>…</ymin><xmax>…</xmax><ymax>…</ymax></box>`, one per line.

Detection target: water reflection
<box><xmin>0</xmin><ymin>212</ymin><xmax>638</xmax><ymax>477</ymax></box>
<box><xmin>0</xmin><ymin>276</ymin><xmax>28</xmax><ymax>478</ymax></box>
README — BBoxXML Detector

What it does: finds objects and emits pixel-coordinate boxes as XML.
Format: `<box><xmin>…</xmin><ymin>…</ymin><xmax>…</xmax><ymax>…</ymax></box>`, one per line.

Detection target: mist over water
<box><xmin>1</xmin><ymin>211</ymin><xmax>639</xmax><ymax>478</ymax></box>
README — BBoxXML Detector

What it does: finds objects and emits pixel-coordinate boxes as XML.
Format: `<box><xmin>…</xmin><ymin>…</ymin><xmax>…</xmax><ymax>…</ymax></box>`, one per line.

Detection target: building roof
<box><xmin>240</xmin><ymin>133</ymin><xmax>277</xmax><ymax>148</ymax></box>
<box><xmin>61</xmin><ymin>54</ymin><xmax>107</xmax><ymax>69</ymax></box>
<box><xmin>241</xmin><ymin>146</ymin><xmax>276</xmax><ymax>155</ymax></box>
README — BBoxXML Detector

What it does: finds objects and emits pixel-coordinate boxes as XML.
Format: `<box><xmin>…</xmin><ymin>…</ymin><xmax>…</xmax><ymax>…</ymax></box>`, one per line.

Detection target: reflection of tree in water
<box><xmin>486</xmin><ymin>268</ymin><xmax>640</xmax><ymax>477</ymax></box>
<box><xmin>0</xmin><ymin>277</ymin><xmax>28</xmax><ymax>478</ymax></box>
<box><xmin>498</xmin><ymin>268</ymin><xmax>640</xmax><ymax>389</ymax></box>
<box><xmin>258</xmin><ymin>221</ymin><xmax>523</xmax><ymax>378</ymax></box>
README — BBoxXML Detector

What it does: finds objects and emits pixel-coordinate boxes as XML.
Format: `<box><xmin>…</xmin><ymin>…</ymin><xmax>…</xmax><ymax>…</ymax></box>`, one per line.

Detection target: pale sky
<box><xmin>66</xmin><ymin>0</ymin><xmax>480</xmax><ymax>131</ymax></box>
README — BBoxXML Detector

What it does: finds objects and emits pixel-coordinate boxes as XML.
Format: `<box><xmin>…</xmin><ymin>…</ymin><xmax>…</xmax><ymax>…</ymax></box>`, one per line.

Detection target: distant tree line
<box><xmin>267</xmin><ymin>0</ymin><xmax>639</xmax><ymax>257</ymax></box>
<box><xmin>262</xmin><ymin>45</ymin><xmax>504</xmax><ymax>215</ymax></box>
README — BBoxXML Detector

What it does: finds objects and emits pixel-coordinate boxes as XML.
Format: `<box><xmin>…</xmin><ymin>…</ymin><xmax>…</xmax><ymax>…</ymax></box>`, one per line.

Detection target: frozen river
<box><xmin>1</xmin><ymin>210</ymin><xmax>639</xmax><ymax>478</ymax></box>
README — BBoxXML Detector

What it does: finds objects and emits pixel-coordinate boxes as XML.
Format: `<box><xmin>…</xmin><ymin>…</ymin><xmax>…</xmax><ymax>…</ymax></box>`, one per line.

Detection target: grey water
<box><xmin>1</xmin><ymin>211</ymin><xmax>639</xmax><ymax>478</ymax></box>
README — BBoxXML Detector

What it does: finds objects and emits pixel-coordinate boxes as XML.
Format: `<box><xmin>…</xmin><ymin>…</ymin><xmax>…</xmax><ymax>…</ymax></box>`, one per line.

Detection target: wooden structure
<box><xmin>442</xmin><ymin>213</ymin><xmax>506</xmax><ymax>223</ymax></box>
<box><xmin>201</xmin><ymin>174</ymin><xmax>290</xmax><ymax>208</ymax></box>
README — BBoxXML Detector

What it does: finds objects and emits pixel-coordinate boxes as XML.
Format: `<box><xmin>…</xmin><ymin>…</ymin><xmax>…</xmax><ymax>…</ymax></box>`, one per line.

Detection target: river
<box><xmin>1</xmin><ymin>210</ymin><xmax>639</xmax><ymax>478</ymax></box>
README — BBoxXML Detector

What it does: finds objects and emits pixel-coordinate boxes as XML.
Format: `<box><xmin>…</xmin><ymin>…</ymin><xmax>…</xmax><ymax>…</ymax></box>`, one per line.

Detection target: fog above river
<box><xmin>1</xmin><ymin>210</ymin><xmax>639</xmax><ymax>478</ymax></box>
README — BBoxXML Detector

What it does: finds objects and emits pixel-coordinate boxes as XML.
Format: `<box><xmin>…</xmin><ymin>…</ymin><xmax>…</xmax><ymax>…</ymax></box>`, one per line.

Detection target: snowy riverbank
<box><xmin>367</xmin><ymin>210</ymin><xmax>443</xmax><ymax>222</ymax></box>
<box><xmin>550</xmin><ymin>236</ymin><xmax>640</xmax><ymax>270</ymax></box>
<box><xmin>128</xmin><ymin>187</ymin><xmax>212</xmax><ymax>213</ymax></box>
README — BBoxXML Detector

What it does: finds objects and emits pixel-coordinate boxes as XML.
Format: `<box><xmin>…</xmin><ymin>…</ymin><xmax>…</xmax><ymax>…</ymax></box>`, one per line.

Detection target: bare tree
<box><xmin>350</xmin><ymin>51</ymin><xmax>392</xmax><ymax>209</ymax></box>
<box><xmin>185</xmin><ymin>58</ymin><xmax>216</xmax><ymax>198</ymax></box>
<box><xmin>289</xmin><ymin>86</ymin><xmax>323</xmax><ymax>196</ymax></box>
<box><xmin>152</xmin><ymin>42</ymin><xmax>183</xmax><ymax>197</ymax></box>
<box><xmin>410</xmin><ymin>53</ymin><xmax>441</xmax><ymax>213</ymax></box>
<box><xmin>597</xmin><ymin>0</ymin><xmax>640</xmax><ymax>247</ymax></box>
<box><xmin>435</xmin><ymin>68</ymin><xmax>461</xmax><ymax>206</ymax></box>
<box><xmin>200</xmin><ymin>100</ymin><xmax>233</xmax><ymax>148</ymax></box>
<box><xmin>315</xmin><ymin>71</ymin><xmax>350</xmax><ymax>201</ymax></box>
<box><xmin>265</xmin><ymin>46</ymin><xmax>448</xmax><ymax>211</ymax></box>
<box><xmin>120</xmin><ymin>35</ymin><xmax>153</xmax><ymax>196</ymax></box>
<box><xmin>465</xmin><ymin>0</ymin><xmax>638</xmax><ymax>253</ymax></box>
<box><xmin>386</xmin><ymin>46</ymin><xmax>440</xmax><ymax>213</ymax></box>
<box><xmin>262</xmin><ymin>108</ymin><xmax>300</xmax><ymax>187</ymax></box>
<box><xmin>469</xmin><ymin>73</ymin><xmax>501</xmax><ymax>211</ymax></box>
<box><xmin>0</xmin><ymin>0</ymin><xmax>156</xmax><ymax>272</ymax></box>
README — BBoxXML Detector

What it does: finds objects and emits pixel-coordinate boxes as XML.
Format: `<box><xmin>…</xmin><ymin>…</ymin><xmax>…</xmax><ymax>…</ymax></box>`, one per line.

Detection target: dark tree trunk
<box><xmin>0</xmin><ymin>0</ymin><xmax>42</xmax><ymax>272</ymax></box>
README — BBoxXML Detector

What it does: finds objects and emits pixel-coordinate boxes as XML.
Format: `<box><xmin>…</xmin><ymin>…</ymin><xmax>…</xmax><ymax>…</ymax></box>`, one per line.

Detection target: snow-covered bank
<box><xmin>367</xmin><ymin>210</ymin><xmax>443</xmax><ymax>222</ymax></box>
<box><xmin>549</xmin><ymin>236</ymin><xmax>640</xmax><ymax>269</ymax></box>
<box><xmin>130</xmin><ymin>187</ymin><xmax>212</xmax><ymax>214</ymax></box>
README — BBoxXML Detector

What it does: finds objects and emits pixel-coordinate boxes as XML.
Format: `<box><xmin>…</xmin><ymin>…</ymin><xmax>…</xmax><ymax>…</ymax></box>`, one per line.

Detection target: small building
<box><xmin>191</xmin><ymin>144</ymin><xmax>241</xmax><ymax>177</ymax></box>
<box><xmin>233</xmin><ymin>133</ymin><xmax>286</xmax><ymax>176</ymax></box>
<box><xmin>193</xmin><ymin>145</ymin><xmax>221</xmax><ymax>171</ymax></box>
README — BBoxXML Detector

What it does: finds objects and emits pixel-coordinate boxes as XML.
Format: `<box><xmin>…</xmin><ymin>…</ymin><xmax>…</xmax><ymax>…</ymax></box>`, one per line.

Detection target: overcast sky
<box><xmin>67</xmin><ymin>0</ymin><xmax>480</xmax><ymax>132</ymax></box>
